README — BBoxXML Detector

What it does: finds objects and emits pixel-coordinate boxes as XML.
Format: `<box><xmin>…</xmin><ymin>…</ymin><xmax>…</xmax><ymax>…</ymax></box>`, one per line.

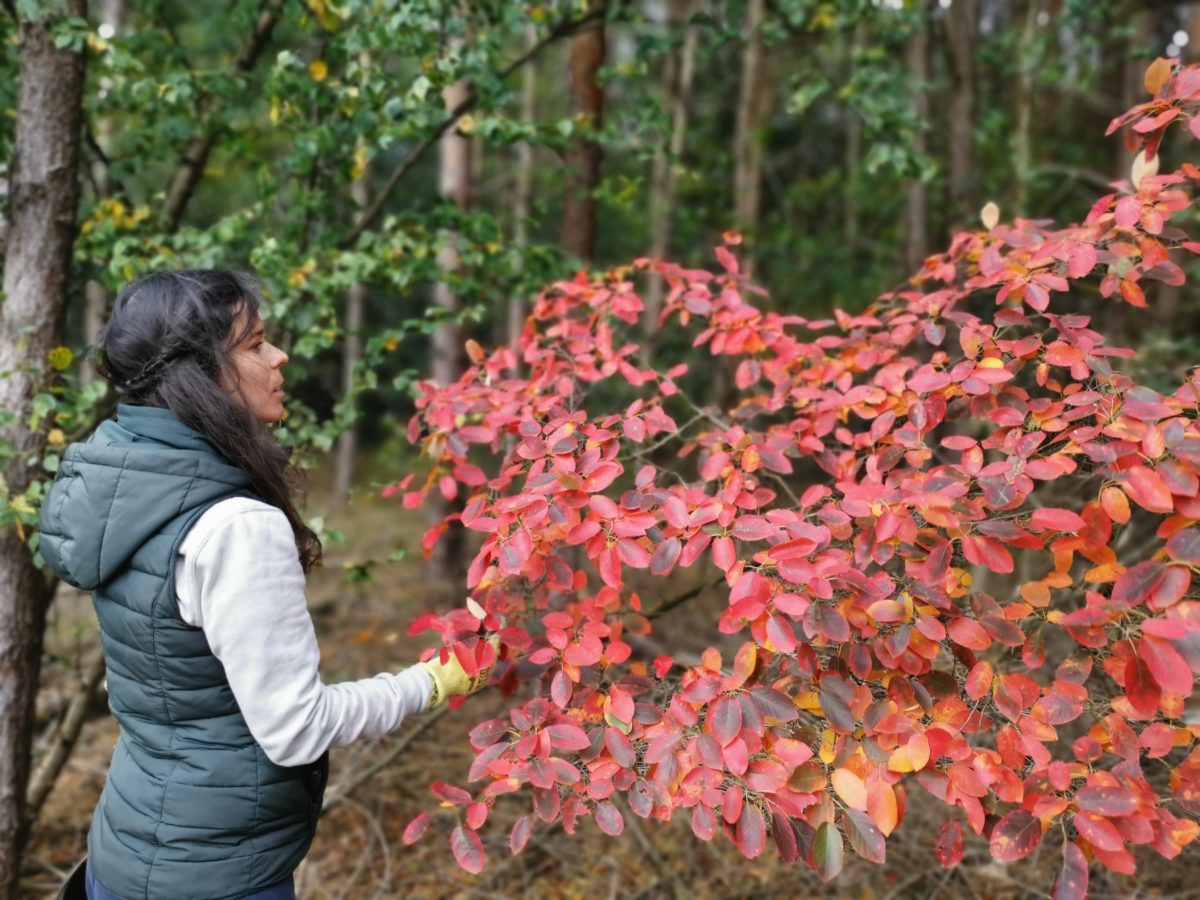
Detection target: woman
<box><xmin>39</xmin><ymin>270</ymin><xmax>491</xmax><ymax>900</ymax></box>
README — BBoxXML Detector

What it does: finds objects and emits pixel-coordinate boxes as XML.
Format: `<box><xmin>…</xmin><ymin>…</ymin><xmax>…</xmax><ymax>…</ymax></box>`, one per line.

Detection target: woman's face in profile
<box><xmin>223</xmin><ymin>309</ymin><xmax>289</xmax><ymax>424</ymax></box>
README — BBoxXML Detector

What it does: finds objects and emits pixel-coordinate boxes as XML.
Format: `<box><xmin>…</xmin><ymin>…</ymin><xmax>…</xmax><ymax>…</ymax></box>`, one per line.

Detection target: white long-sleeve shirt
<box><xmin>175</xmin><ymin>497</ymin><xmax>432</xmax><ymax>768</ymax></box>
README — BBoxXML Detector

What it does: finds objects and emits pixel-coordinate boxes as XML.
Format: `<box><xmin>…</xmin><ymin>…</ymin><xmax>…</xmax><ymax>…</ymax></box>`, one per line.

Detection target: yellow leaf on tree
<box><xmin>47</xmin><ymin>429</ymin><xmax>65</xmax><ymax>446</ymax></box>
<box><xmin>817</xmin><ymin>729</ymin><xmax>837</xmax><ymax>765</ymax></box>
<box><xmin>308</xmin><ymin>59</ymin><xmax>329</xmax><ymax>82</ymax></box>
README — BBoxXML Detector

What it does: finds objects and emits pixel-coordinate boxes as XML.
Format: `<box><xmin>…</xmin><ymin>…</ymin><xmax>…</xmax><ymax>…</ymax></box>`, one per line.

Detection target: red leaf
<box><xmin>403</xmin><ymin>811</ymin><xmax>431</xmax><ymax>846</ymax></box>
<box><xmin>1074</xmin><ymin>812</ymin><xmax>1124</xmax><ymax>852</ymax></box>
<box><xmin>708</xmin><ymin>694</ymin><xmax>743</xmax><ymax>746</ymax></box>
<box><xmin>735</xmin><ymin>804</ymin><xmax>767</xmax><ymax>859</ymax></box>
<box><xmin>605</xmin><ymin>726</ymin><xmax>637</xmax><ymax>768</ymax></box>
<box><xmin>1125</xmin><ymin>464</ymin><xmax>1174</xmax><ymax>513</ymax></box>
<box><xmin>1168</xmin><ymin>528</ymin><xmax>1200</xmax><ymax>564</ymax></box>
<box><xmin>545</xmin><ymin>723</ymin><xmax>591</xmax><ymax>751</ymax></box>
<box><xmin>1031</xmin><ymin>507</ymin><xmax>1087</xmax><ymax>532</ymax></box>
<box><xmin>844</xmin><ymin>809</ymin><xmax>886</xmax><ymax>864</ymax></box>
<box><xmin>1141</xmin><ymin>635</ymin><xmax>1194</xmax><ymax>696</ymax></box>
<box><xmin>466</xmin><ymin>801</ymin><xmax>488</xmax><ymax>830</ymax></box>
<box><xmin>1124</xmin><ymin>654</ymin><xmax>1161</xmax><ymax>717</ymax></box>
<box><xmin>594</xmin><ymin>800</ymin><xmax>625</xmax><ymax>836</ymax></box>
<box><xmin>935</xmin><ymin>819</ymin><xmax>963</xmax><ymax>868</ymax></box>
<box><xmin>712</xmin><ymin>536</ymin><xmax>737</xmax><ymax>572</ymax></box>
<box><xmin>551</xmin><ymin>670</ymin><xmax>573</xmax><ymax>708</ymax></box>
<box><xmin>989</xmin><ymin>809</ymin><xmax>1043</xmax><ymax>862</ymax></box>
<box><xmin>450</xmin><ymin>825</ymin><xmax>486</xmax><ymax>874</ymax></box>
<box><xmin>509</xmin><ymin>816</ymin><xmax>533</xmax><ymax>855</ymax></box>
<box><xmin>691</xmin><ymin>804</ymin><xmax>717</xmax><ymax>841</ymax></box>
<box><xmin>650</xmin><ymin>537</ymin><xmax>682</xmax><ymax>575</ymax></box>
<box><xmin>1074</xmin><ymin>786</ymin><xmax>1138</xmax><ymax>817</ymax></box>
<box><xmin>961</xmin><ymin>535</ymin><xmax>1014</xmax><ymax>573</ymax></box>
<box><xmin>431</xmin><ymin>781</ymin><xmax>472</xmax><ymax>806</ymax></box>
<box><xmin>1051</xmin><ymin>841</ymin><xmax>1089</xmax><ymax>900</ymax></box>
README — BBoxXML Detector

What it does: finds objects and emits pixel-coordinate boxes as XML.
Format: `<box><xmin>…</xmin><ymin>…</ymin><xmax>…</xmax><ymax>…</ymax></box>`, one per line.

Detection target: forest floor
<box><xmin>18</xmin><ymin>464</ymin><xmax>1200</xmax><ymax>899</ymax></box>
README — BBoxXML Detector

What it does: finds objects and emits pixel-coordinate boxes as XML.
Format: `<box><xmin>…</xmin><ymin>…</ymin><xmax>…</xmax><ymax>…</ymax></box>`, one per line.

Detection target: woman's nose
<box><xmin>273</xmin><ymin>344</ymin><xmax>289</xmax><ymax>367</ymax></box>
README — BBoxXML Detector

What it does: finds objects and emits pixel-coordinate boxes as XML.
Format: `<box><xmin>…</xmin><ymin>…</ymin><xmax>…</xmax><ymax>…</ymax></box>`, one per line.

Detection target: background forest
<box><xmin>4</xmin><ymin>0</ymin><xmax>1200</xmax><ymax>897</ymax></box>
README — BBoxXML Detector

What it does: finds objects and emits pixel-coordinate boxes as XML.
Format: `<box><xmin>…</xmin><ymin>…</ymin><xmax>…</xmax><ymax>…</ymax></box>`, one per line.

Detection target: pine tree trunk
<box><xmin>904</xmin><ymin>6</ymin><xmax>930</xmax><ymax>272</ymax></box>
<box><xmin>333</xmin><ymin>163</ymin><xmax>369</xmax><ymax>507</ymax></box>
<box><xmin>81</xmin><ymin>0</ymin><xmax>124</xmax><ymax>386</ymax></box>
<box><xmin>946</xmin><ymin>0</ymin><xmax>977</xmax><ymax>214</ymax></box>
<box><xmin>0</xmin><ymin>4</ymin><xmax>87</xmax><ymax>896</ymax></box>
<box><xmin>509</xmin><ymin>24</ymin><xmax>538</xmax><ymax>356</ymax></box>
<box><xmin>560</xmin><ymin>1</ymin><xmax>607</xmax><ymax>265</ymax></box>
<box><xmin>643</xmin><ymin>0</ymin><xmax>697</xmax><ymax>343</ymax></box>
<box><xmin>1012</xmin><ymin>0</ymin><xmax>1037</xmax><ymax>214</ymax></box>
<box><xmin>843</xmin><ymin>23</ymin><xmax>865</xmax><ymax>251</ymax></box>
<box><xmin>426</xmin><ymin>75</ymin><xmax>474</xmax><ymax>584</ymax></box>
<box><xmin>732</xmin><ymin>0</ymin><xmax>766</xmax><ymax>275</ymax></box>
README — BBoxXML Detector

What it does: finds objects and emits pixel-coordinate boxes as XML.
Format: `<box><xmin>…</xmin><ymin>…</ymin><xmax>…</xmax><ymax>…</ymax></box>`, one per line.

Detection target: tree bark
<box><xmin>945</xmin><ymin>0</ymin><xmax>977</xmax><ymax>214</ymax></box>
<box><xmin>843</xmin><ymin>22</ymin><xmax>865</xmax><ymax>251</ymax></box>
<box><xmin>643</xmin><ymin>0</ymin><xmax>697</xmax><ymax>343</ymax></box>
<box><xmin>733</xmin><ymin>0</ymin><xmax>767</xmax><ymax>275</ymax></box>
<box><xmin>81</xmin><ymin>0</ymin><xmax>124</xmax><ymax>387</ymax></box>
<box><xmin>560</xmin><ymin>1</ymin><xmax>607</xmax><ymax>265</ymax></box>
<box><xmin>333</xmin><ymin>155</ymin><xmax>370</xmax><ymax>507</ymax></box>
<box><xmin>509</xmin><ymin>24</ymin><xmax>538</xmax><ymax>355</ymax></box>
<box><xmin>0</xmin><ymin>3</ymin><xmax>87</xmax><ymax>896</ymax></box>
<box><xmin>904</xmin><ymin>5</ymin><xmax>930</xmax><ymax>272</ymax></box>
<box><xmin>426</xmin><ymin>75</ymin><xmax>474</xmax><ymax>584</ymax></box>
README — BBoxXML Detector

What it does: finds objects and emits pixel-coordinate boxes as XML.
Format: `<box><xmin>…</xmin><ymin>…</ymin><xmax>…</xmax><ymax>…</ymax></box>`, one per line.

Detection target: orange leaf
<box><xmin>831</xmin><ymin>768</ymin><xmax>868</xmax><ymax>811</ymax></box>
<box><xmin>1144</xmin><ymin>57</ymin><xmax>1173</xmax><ymax>96</ymax></box>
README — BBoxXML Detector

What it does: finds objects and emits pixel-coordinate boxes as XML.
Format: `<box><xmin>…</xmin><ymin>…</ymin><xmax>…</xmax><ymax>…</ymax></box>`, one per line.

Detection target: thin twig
<box><xmin>320</xmin><ymin>705</ymin><xmax>449</xmax><ymax>813</ymax></box>
<box><xmin>647</xmin><ymin>575</ymin><xmax>722</xmax><ymax>620</ymax></box>
<box><xmin>24</xmin><ymin>653</ymin><xmax>106</xmax><ymax>825</ymax></box>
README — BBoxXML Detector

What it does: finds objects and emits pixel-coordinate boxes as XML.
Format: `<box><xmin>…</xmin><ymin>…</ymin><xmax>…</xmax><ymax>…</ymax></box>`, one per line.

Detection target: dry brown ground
<box><xmin>19</xmin><ymin>476</ymin><xmax>1200</xmax><ymax>899</ymax></box>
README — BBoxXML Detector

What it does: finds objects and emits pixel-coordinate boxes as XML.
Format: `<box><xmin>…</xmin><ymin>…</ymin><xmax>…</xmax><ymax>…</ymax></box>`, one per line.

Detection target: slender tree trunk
<box><xmin>560</xmin><ymin>0</ymin><xmax>607</xmax><ymax>265</ymax></box>
<box><xmin>0</xmin><ymin>4</ymin><xmax>87</xmax><ymax>896</ymax></box>
<box><xmin>844</xmin><ymin>23</ymin><xmax>865</xmax><ymax>251</ymax></box>
<box><xmin>733</xmin><ymin>0</ymin><xmax>767</xmax><ymax>275</ymax></box>
<box><xmin>333</xmin><ymin>152</ymin><xmax>369</xmax><ymax>507</ymax></box>
<box><xmin>904</xmin><ymin>5</ymin><xmax>930</xmax><ymax>272</ymax></box>
<box><xmin>643</xmin><ymin>0</ymin><xmax>697</xmax><ymax>343</ymax></box>
<box><xmin>426</xmin><ymin>75</ymin><xmax>474</xmax><ymax>583</ymax></box>
<box><xmin>81</xmin><ymin>0</ymin><xmax>124</xmax><ymax>386</ymax></box>
<box><xmin>1012</xmin><ymin>0</ymin><xmax>1038</xmax><ymax>215</ymax></box>
<box><xmin>946</xmin><ymin>0</ymin><xmax>977</xmax><ymax>214</ymax></box>
<box><xmin>510</xmin><ymin>24</ymin><xmax>538</xmax><ymax>356</ymax></box>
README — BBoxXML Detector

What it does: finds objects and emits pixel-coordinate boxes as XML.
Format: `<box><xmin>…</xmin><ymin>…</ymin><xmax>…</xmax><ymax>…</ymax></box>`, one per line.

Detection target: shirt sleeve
<box><xmin>176</xmin><ymin>499</ymin><xmax>433</xmax><ymax>767</ymax></box>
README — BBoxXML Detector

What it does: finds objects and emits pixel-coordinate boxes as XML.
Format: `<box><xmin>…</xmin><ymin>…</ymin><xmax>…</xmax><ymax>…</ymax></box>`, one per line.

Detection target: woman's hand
<box><xmin>420</xmin><ymin>635</ymin><xmax>500</xmax><ymax>708</ymax></box>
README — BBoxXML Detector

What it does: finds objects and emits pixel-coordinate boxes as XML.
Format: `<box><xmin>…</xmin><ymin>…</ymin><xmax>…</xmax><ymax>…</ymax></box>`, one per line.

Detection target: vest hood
<box><xmin>39</xmin><ymin>404</ymin><xmax>253</xmax><ymax>590</ymax></box>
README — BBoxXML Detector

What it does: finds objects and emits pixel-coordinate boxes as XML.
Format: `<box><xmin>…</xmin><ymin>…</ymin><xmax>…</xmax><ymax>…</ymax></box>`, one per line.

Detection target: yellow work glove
<box><xmin>420</xmin><ymin>635</ymin><xmax>500</xmax><ymax>708</ymax></box>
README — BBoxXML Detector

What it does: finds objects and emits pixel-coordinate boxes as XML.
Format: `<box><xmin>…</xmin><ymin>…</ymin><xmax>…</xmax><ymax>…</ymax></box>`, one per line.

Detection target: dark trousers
<box><xmin>85</xmin><ymin>864</ymin><xmax>297</xmax><ymax>900</ymax></box>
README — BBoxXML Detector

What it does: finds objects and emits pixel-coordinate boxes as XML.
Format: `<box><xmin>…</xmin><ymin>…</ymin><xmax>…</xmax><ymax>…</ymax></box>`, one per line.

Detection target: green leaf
<box><xmin>813</xmin><ymin>821</ymin><xmax>844</xmax><ymax>881</ymax></box>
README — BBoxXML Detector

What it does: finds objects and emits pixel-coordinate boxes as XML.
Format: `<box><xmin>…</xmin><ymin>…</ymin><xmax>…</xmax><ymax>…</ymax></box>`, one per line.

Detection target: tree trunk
<box><xmin>643</xmin><ymin>0</ymin><xmax>697</xmax><ymax>343</ymax></box>
<box><xmin>0</xmin><ymin>3</ymin><xmax>87</xmax><ymax>896</ymax></box>
<box><xmin>945</xmin><ymin>0</ymin><xmax>977</xmax><ymax>215</ymax></box>
<box><xmin>509</xmin><ymin>24</ymin><xmax>538</xmax><ymax>356</ymax></box>
<box><xmin>844</xmin><ymin>23</ymin><xmax>865</xmax><ymax>251</ymax></box>
<box><xmin>904</xmin><ymin>5</ymin><xmax>930</xmax><ymax>272</ymax></box>
<box><xmin>426</xmin><ymin>75</ymin><xmax>474</xmax><ymax>584</ymax></box>
<box><xmin>333</xmin><ymin>155</ymin><xmax>369</xmax><ymax>507</ymax></box>
<box><xmin>81</xmin><ymin>0</ymin><xmax>124</xmax><ymax>387</ymax></box>
<box><xmin>560</xmin><ymin>1</ymin><xmax>606</xmax><ymax>265</ymax></box>
<box><xmin>732</xmin><ymin>0</ymin><xmax>767</xmax><ymax>275</ymax></box>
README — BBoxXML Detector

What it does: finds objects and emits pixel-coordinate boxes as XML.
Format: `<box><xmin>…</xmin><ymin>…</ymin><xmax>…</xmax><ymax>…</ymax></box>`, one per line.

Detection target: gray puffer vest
<box><xmin>39</xmin><ymin>404</ymin><xmax>326</xmax><ymax>900</ymax></box>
